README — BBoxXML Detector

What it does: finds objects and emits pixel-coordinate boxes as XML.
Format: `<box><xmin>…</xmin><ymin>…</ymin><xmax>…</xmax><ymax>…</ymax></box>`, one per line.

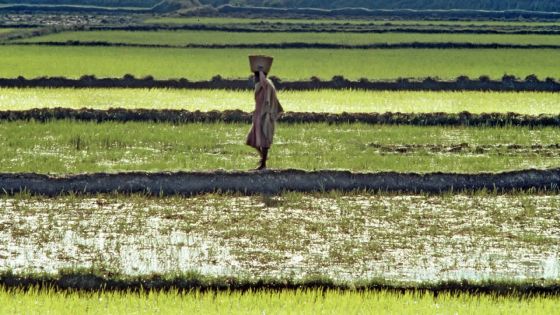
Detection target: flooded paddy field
<box><xmin>1</xmin><ymin>193</ymin><xmax>558</xmax><ymax>282</ymax></box>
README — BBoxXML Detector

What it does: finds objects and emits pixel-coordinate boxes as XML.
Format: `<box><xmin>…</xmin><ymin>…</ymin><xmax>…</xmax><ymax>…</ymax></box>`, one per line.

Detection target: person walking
<box><xmin>246</xmin><ymin>55</ymin><xmax>284</xmax><ymax>170</ymax></box>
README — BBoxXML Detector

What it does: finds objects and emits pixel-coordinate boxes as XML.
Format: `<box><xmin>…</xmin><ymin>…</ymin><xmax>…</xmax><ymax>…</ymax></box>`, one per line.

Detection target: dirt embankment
<box><xmin>17</xmin><ymin>41</ymin><xmax>560</xmax><ymax>50</ymax></box>
<box><xmin>33</xmin><ymin>23</ymin><xmax>560</xmax><ymax>35</ymax></box>
<box><xmin>0</xmin><ymin>75</ymin><xmax>559</xmax><ymax>91</ymax></box>
<box><xmin>2</xmin><ymin>108</ymin><xmax>559</xmax><ymax>127</ymax></box>
<box><xmin>0</xmin><ymin>168</ymin><xmax>559</xmax><ymax>196</ymax></box>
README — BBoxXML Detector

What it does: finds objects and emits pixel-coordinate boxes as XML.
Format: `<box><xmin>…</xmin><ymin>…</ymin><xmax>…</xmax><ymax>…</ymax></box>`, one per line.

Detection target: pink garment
<box><xmin>246</xmin><ymin>71</ymin><xmax>283</xmax><ymax>149</ymax></box>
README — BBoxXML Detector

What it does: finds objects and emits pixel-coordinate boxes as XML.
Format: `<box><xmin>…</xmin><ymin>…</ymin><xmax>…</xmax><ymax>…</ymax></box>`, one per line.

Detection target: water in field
<box><xmin>0</xmin><ymin>194</ymin><xmax>559</xmax><ymax>282</ymax></box>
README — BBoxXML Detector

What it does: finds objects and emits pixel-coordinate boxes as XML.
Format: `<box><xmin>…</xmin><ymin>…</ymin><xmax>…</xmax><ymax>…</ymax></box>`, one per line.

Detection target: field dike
<box><xmin>1</xmin><ymin>75</ymin><xmax>558</xmax><ymax>91</ymax></box>
<box><xmin>85</xmin><ymin>24</ymin><xmax>560</xmax><ymax>35</ymax></box>
<box><xmin>1</xmin><ymin>108</ymin><xmax>560</xmax><ymax>127</ymax></box>
<box><xmin>0</xmin><ymin>168</ymin><xmax>559</xmax><ymax>196</ymax></box>
<box><xmin>1</xmin><ymin>271</ymin><xmax>559</xmax><ymax>296</ymax></box>
<box><xmin>16</xmin><ymin>41</ymin><xmax>560</xmax><ymax>50</ymax></box>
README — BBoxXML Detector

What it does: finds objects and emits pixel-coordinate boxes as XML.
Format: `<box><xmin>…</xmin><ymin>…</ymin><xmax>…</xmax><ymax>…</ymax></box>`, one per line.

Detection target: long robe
<box><xmin>246</xmin><ymin>72</ymin><xmax>283</xmax><ymax>149</ymax></box>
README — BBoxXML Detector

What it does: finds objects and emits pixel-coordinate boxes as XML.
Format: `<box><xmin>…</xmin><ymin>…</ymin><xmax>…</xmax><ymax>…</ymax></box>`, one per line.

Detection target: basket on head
<box><xmin>249</xmin><ymin>55</ymin><xmax>273</xmax><ymax>73</ymax></box>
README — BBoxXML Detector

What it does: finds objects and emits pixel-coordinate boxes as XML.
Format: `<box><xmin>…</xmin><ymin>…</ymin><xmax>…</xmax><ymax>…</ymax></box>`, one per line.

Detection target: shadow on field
<box><xmin>1</xmin><ymin>270</ymin><xmax>559</xmax><ymax>296</ymax></box>
<box><xmin>1</xmin><ymin>108</ymin><xmax>560</xmax><ymax>127</ymax></box>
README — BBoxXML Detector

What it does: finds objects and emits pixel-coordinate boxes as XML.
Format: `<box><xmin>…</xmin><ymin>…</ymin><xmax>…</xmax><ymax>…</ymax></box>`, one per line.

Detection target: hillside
<box><xmin>0</xmin><ymin>0</ymin><xmax>160</xmax><ymax>7</ymax></box>
<box><xmin>2</xmin><ymin>0</ymin><xmax>560</xmax><ymax>11</ymax></box>
<box><xmin>200</xmin><ymin>0</ymin><xmax>560</xmax><ymax>12</ymax></box>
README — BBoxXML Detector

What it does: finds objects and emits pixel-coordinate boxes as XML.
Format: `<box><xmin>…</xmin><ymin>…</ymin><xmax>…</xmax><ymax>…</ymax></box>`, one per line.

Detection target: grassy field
<box><xmin>143</xmin><ymin>17</ymin><xmax>560</xmax><ymax>27</ymax></box>
<box><xmin>1</xmin><ymin>192</ymin><xmax>558</xmax><ymax>279</ymax></box>
<box><xmin>1</xmin><ymin>46</ymin><xmax>559</xmax><ymax>80</ymax></box>
<box><xmin>17</xmin><ymin>30</ymin><xmax>560</xmax><ymax>46</ymax></box>
<box><xmin>0</xmin><ymin>121</ymin><xmax>559</xmax><ymax>173</ymax></box>
<box><xmin>0</xmin><ymin>88</ymin><xmax>558</xmax><ymax>114</ymax></box>
<box><xmin>1</xmin><ymin>288</ymin><xmax>558</xmax><ymax>314</ymax></box>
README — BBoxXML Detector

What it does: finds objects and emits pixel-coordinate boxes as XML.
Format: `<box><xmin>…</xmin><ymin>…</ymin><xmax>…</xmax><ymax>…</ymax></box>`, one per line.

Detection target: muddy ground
<box><xmin>0</xmin><ymin>168</ymin><xmax>559</xmax><ymax>196</ymax></box>
<box><xmin>369</xmin><ymin>143</ymin><xmax>560</xmax><ymax>156</ymax></box>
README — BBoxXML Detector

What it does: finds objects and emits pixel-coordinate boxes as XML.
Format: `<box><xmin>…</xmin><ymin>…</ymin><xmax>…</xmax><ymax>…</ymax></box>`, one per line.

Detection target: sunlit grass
<box><xmin>0</xmin><ymin>288</ymin><xmax>557</xmax><ymax>315</ymax></box>
<box><xmin>0</xmin><ymin>88</ymin><xmax>558</xmax><ymax>114</ymax></box>
<box><xmin>1</xmin><ymin>46</ymin><xmax>560</xmax><ymax>80</ymax></box>
<box><xmin>0</xmin><ymin>121</ymin><xmax>559</xmax><ymax>173</ymax></box>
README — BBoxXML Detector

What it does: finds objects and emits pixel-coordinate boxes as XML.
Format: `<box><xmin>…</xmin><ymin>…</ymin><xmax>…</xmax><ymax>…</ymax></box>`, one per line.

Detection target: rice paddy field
<box><xmin>3</xmin><ymin>288</ymin><xmax>559</xmax><ymax>315</ymax></box>
<box><xmin>1</xmin><ymin>121</ymin><xmax>560</xmax><ymax>173</ymax></box>
<box><xmin>1</xmin><ymin>46</ymin><xmax>560</xmax><ymax>80</ymax></box>
<box><xmin>1</xmin><ymin>12</ymin><xmax>559</xmax><ymax>312</ymax></box>
<box><xmin>2</xmin><ymin>192</ymin><xmax>559</xmax><ymax>279</ymax></box>
<box><xmin>143</xmin><ymin>16</ymin><xmax>560</xmax><ymax>27</ymax></box>
<box><xmin>17</xmin><ymin>30</ymin><xmax>560</xmax><ymax>46</ymax></box>
<box><xmin>0</xmin><ymin>28</ymin><xmax>15</xmax><ymax>34</ymax></box>
<box><xmin>1</xmin><ymin>88</ymin><xmax>559</xmax><ymax>114</ymax></box>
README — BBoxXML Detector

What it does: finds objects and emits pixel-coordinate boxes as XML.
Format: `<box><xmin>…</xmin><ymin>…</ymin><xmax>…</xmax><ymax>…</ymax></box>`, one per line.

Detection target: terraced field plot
<box><xmin>1</xmin><ymin>46</ymin><xmax>559</xmax><ymax>80</ymax></box>
<box><xmin>0</xmin><ymin>28</ymin><xmax>16</xmax><ymax>34</ymax></box>
<box><xmin>0</xmin><ymin>121</ymin><xmax>559</xmax><ymax>173</ymax></box>
<box><xmin>1</xmin><ymin>193</ymin><xmax>558</xmax><ymax>280</ymax></box>
<box><xmin>143</xmin><ymin>17</ymin><xmax>560</xmax><ymax>26</ymax></box>
<box><xmin>17</xmin><ymin>30</ymin><xmax>560</xmax><ymax>46</ymax></box>
<box><xmin>1</xmin><ymin>88</ymin><xmax>559</xmax><ymax>114</ymax></box>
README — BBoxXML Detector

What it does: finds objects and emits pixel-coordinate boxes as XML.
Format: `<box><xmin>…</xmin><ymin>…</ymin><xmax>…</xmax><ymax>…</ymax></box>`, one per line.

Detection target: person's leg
<box><xmin>258</xmin><ymin>147</ymin><xmax>269</xmax><ymax>170</ymax></box>
<box><xmin>253</xmin><ymin>147</ymin><xmax>263</xmax><ymax>169</ymax></box>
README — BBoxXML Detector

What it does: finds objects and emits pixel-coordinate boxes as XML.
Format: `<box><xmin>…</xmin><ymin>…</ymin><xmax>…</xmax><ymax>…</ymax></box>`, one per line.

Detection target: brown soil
<box><xmin>369</xmin><ymin>143</ymin><xmax>560</xmax><ymax>156</ymax></box>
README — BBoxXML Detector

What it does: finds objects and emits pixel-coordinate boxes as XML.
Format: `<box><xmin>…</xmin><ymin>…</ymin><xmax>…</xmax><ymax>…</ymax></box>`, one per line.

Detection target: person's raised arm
<box><xmin>259</xmin><ymin>71</ymin><xmax>268</xmax><ymax>87</ymax></box>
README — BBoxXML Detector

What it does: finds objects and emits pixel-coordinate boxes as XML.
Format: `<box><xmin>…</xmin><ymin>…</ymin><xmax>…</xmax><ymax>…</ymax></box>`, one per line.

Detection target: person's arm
<box><xmin>259</xmin><ymin>71</ymin><xmax>267</xmax><ymax>87</ymax></box>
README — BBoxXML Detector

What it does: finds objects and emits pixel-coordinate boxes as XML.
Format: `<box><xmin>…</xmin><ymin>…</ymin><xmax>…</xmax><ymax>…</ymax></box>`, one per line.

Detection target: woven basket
<box><xmin>249</xmin><ymin>55</ymin><xmax>274</xmax><ymax>73</ymax></box>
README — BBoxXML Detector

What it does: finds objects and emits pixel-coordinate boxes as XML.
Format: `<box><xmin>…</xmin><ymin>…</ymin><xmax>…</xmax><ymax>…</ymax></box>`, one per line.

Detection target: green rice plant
<box><xmin>17</xmin><ymin>30</ymin><xmax>560</xmax><ymax>46</ymax></box>
<box><xmin>1</xmin><ymin>88</ymin><xmax>558</xmax><ymax>114</ymax></box>
<box><xmin>0</xmin><ymin>288</ymin><xmax>558</xmax><ymax>314</ymax></box>
<box><xmin>0</xmin><ymin>121</ymin><xmax>559</xmax><ymax>173</ymax></box>
<box><xmin>1</xmin><ymin>45</ymin><xmax>559</xmax><ymax>80</ymax></box>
